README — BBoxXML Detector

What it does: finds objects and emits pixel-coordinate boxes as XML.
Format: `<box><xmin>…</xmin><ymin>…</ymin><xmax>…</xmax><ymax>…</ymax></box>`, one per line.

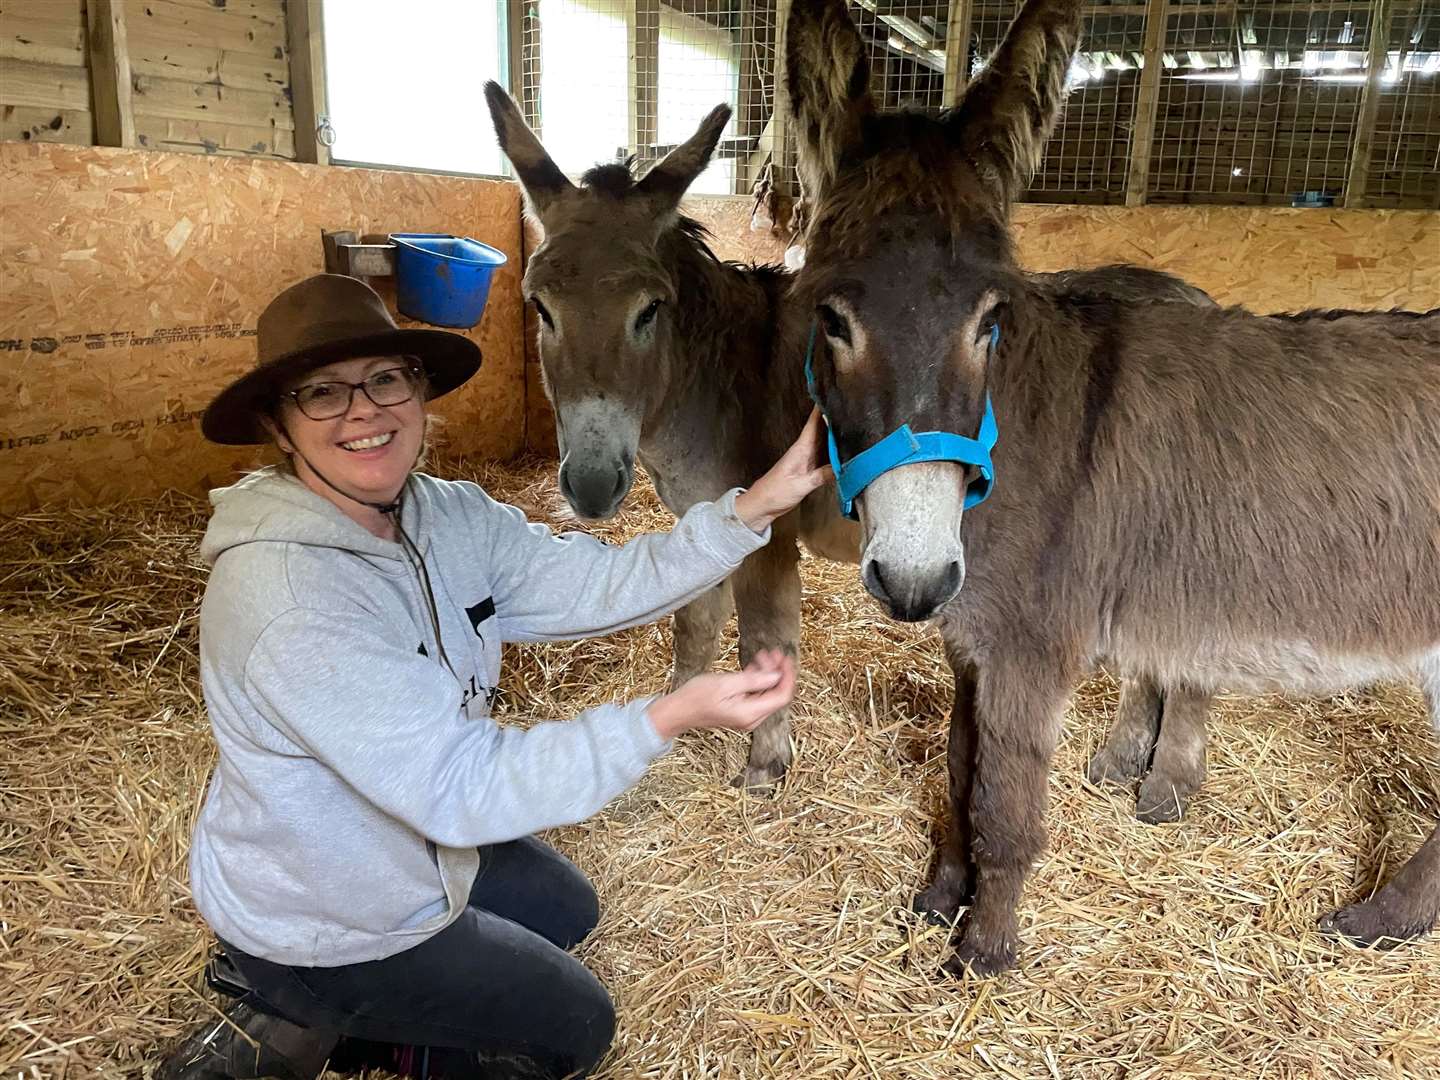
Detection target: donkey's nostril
<box><xmin>610</xmin><ymin>467</ymin><xmax>628</xmax><ymax>502</ymax></box>
<box><xmin>862</xmin><ymin>559</ymin><xmax>891</xmax><ymax>605</ymax></box>
<box><xmin>940</xmin><ymin>560</ymin><xmax>962</xmax><ymax>599</ymax></box>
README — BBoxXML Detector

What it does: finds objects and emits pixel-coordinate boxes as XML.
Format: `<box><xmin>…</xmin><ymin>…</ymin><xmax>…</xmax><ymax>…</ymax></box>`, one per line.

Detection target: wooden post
<box><xmin>943</xmin><ymin>0</ymin><xmax>975</xmax><ymax>105</ymax></box>
<box><xmin>1344</xmin><ymin>0</ymin><xmax>1394</xmax><ymax>209</ymax></box>
<box><xmin>85</xmin><ymin>0</ymin><xmax>135</xmax><ymax>148</ymax></box>
<box><xmin>287</xmin><ymin>0</ymin><xmax>331</xmax><ymax>166</ymax></box>
<box><xmin>1125</xmin><ymin>0</ymin><xmax>1168</xmax><ymax>206</ymax></box>
<box><xmin>773</xmin><ymin>0</ymin><xmax>793</xmax><ymax>197</ymax></box>
<box><xmin>626</xmin><ymin>0</ymin><xmax>661</xmax><ymax>168</ymax></box>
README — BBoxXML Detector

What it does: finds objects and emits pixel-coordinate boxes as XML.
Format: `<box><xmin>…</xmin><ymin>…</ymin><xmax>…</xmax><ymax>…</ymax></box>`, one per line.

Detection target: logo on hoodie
<box><xmin>465</xmin><ymin>596</ymin><xmax>495</xmax><ymax>635</ymax></box>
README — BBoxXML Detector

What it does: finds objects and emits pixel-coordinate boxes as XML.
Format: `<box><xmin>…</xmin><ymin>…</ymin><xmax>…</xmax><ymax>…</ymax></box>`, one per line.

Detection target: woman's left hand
<box><xmin>733</xmin><ymin>407</ymin><xmax>834</xmax><ymax>533</ymax></box>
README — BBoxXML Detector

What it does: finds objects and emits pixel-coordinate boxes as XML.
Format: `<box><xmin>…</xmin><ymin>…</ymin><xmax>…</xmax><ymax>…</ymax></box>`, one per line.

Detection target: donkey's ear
<box><xmin>945</xmin><ymin>0</ymin><xmax>1082</xmax><ymax>205</ymax></box>
<box><xmin>785</xmin><ymin>0</ymin><xmax>873</xmax><ymax>203</ymax></box>
<box><xmin>484</xmin><ymin>80</ymin><xmax>575</xmax><ymax>223</ymax></box>
<box><xmin>635</xmin><ymin>103</ymin><xmax>732</xmax><ymax>210</ymax></box>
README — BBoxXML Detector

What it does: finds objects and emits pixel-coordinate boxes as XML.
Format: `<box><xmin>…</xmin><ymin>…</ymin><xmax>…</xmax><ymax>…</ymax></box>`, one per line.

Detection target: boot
<box><xmin>155</xmin><ymin>1000</ymin><xmax>339</xmax><ymax>1080</ymax></box>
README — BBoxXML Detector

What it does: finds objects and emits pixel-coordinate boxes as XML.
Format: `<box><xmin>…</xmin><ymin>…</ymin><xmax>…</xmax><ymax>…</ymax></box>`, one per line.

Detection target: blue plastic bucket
<box><xmin>389</xmin><ymin>233</ymin><xmax>508</xmax><ymax>329</ymax></box>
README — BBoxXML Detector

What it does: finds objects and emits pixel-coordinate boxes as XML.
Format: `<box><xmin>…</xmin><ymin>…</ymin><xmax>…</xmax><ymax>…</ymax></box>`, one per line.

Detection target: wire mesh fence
<box><xmin>510</xmin><ymin>0</ymin><xmax>1439</xmax><ymax>208</ymax></box>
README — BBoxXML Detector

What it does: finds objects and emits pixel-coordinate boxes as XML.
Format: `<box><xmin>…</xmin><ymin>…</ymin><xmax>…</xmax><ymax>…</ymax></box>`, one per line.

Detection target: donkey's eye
<box><xmin>531</xmin><ymin>297</ymin><xmax>554</xmax><ymax>330</ymax></box>
<box><xmin>976</xmin><ymin>304</ymin><xmax>1005</xmax><ymax>345</ymax></box>
<box><xmin>634</xmin><ymin>299</ymin><xmax>663</xmax><ymax>333</ymax></box>
<box><xmin>817</xmin><ymin>304</ymin><xmax>851</xmax><ymax>347</ymax></box>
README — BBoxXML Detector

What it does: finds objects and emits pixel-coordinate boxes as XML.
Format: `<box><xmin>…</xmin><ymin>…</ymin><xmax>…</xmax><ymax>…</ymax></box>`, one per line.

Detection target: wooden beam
<box><xmin>943</xmin><ymin>0</ymin><xmax>975</xmax><ymax>105</ymax></box>
<box><xmin>85</xmin><ymin>0</ymin><xmax>135</xmax><ymax>148</ymax></box>
<box><xmin>1344</xmin><ymin>0</ymin><xmax>1394</xmax><ymax>209</ymax></box>
<box><xmin>626</xmin><ymin>0</ymin><xmax>660</xmax><ymax>167</ymax></box>
<box><xmin>1125</xmin><ymin>0</ymin><xmax>1168</xmax><ymax>207</ymax></box>
<box><xmin>286</xmin><ymin>0</ymin><xmax>331</xmax><ymax>166</ymax></box>
<box><xmin>773</xmin><ymin>0</ymin><xmax>793</xmax><ymax>198</ymax></box>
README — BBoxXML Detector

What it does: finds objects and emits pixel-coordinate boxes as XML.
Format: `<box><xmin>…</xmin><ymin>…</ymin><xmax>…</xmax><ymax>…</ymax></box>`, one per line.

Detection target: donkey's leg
<box><xmin>914</xmin><ymin>651</ymin><xmax>979</xmax><ymax>922</ymax></box>
<box><xmin>1319</xmin><ymin>671</ymin><xmax>1440</xmax><ymax>947</ymax></box>
<box><xmin>1319</xmin><ymin>822</ymin><xmax>1440</xmax><ymax>948</ymax></box>
<box><xmin>1136</xmin><ymin>683</ymin><xmax>1211</xmax><ymax>824</ymax></box>
<box><xmin>1086</xmin><ymin>676</ymin><xmax>1163</xmax><ymax>786</ymax></box>
<box><xmin>669</xmin><ymin>579</ymin><xmax>735</xmax><ymax>690</ymax></box>
<box><xmin>730</xmin><ymin>536</ymin><xmax>802</xmax><ymax>790</ymax></box>
<box><xmin>947</xmin><ymin>655</ymin><xmax>1072</xmax><ymax>978</ymax></box>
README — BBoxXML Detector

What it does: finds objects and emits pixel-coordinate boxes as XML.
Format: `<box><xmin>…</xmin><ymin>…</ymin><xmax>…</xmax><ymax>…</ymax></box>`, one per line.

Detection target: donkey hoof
<box><xmin>912</xmin><ymin>883</ymin><xmax>968</xmax><ymax>925</ymax></box>
<box><xmin>1086</xmin><ymin>745</ymin><xmax>1148</xmax><ymax>787</ymax></box>
<box><xmin>1136</xmin><ymin>774</ymin><xmax>1194</xmax><ymax>824</ymax></box>
<box><xmin>942</xmin><ymin>935</ymin><xmax>1017</xmax><ymax>979</ymax></box>
<box><xmin>730</xmin><ymin>760</ymin><xmax>787</xmax><ymax>792</ymax></box>
<box><xmin>1319</xmin><ymin>900</ymin><xmax>1433</xmax><ymax>950</ymax></box>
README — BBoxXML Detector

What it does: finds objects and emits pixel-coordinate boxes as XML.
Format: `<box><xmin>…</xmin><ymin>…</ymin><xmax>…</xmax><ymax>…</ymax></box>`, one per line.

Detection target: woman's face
<box><xmin>274</xmin><ymin>355</ymin><xmax>427</xmax><ymax>507</ymax></box>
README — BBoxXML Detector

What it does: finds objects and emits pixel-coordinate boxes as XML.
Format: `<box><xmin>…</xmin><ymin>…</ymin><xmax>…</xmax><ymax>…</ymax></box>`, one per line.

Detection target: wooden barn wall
<box><xmin>522</xmin><ymin>197</ymin><xmax>1439</xmax><ymax>457</ymax></box>
<box><xmin>1</xmin><ymin>0</ymin><xmax>95</xmax><ymax>146</ymax></box>
<box><xmin>127</xmin><ymin>0</ymin><xmax>294</xmax><ymax>159</ymax></box>
<box><xmin>1</xmin><ymin>0</ymin><xmax>296</xmax><ymax>160</ymax></box>
<box><xmin>0</xmin><ymin>142</ymin><xmax>526</xmax><ymax>514</ymax></box>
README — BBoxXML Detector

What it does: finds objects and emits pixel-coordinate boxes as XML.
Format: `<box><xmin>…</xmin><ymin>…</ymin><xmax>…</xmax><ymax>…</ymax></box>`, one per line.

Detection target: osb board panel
<box><xmin>0</xmin><ymin>142</ymin><xmax>525</xmax><ymax>513</ymax></box>
<box><xmin>1011</xmin><ymin>206</ymin><xmax>1440</xmax><ymax>313</ymax></box>
<box><xmin>521</xmin><ymin>196</ymin><xmax>1439</xmax><ymax>457</ymax></box>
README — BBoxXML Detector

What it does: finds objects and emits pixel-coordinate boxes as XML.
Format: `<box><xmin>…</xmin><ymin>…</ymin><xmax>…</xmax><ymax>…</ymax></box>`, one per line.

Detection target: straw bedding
<box><xmin>3</xmin><ymin>455</ymin><xmax>1439</xmax><ymax>1079</ymax></box>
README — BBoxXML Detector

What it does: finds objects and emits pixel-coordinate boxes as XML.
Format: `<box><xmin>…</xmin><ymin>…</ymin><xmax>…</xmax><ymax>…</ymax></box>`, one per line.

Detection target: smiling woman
<box><xmin>158</xmin><ymin>273</ymin><xmax>831</xmax><ymax>1078</ymax></box>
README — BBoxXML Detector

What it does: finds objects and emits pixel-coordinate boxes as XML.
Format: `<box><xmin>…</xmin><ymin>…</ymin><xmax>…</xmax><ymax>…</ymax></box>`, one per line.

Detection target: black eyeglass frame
<box><xmin>283</xmin><ymin>361</ymin><xmax>426</xmax><ymax>421</ymax></box>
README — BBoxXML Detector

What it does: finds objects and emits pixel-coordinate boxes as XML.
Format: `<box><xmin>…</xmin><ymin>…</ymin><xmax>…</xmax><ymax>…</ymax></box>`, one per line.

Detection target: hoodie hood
<box><xmin>200</xmin><ymin>466</ymin><xmax>413</xmax><ymax>569</ymax></box>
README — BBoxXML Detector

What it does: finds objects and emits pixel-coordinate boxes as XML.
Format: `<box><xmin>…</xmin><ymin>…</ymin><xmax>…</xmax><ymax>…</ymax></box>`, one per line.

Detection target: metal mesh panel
<box><xmin>1148</xmin><ymin>0</ymin><xmax>1374</xmax><ymax>205</ymax></box>
<box><xmin>962</xmin><ymin>1</ymin><xmax>1140</xmax><ymax>201</ymax></box>
<box><xmin>520</xmin><ymin>0</ymin><xmax>773</xmax><ymax>196</ymax></box>
<box><xmin>515</xmin><ymin>0</ymin><xmax>1435</xmax><ymax>210</ymax></box>
<box><xmin>1365</xmin><ymin>0</ymin><xmax>1440</xmax><ymax>206</ymax></box>
<box><xmin>848</xmin><ymin>1</ymin><xmax>949</xmax><ymax>111</ymax></box>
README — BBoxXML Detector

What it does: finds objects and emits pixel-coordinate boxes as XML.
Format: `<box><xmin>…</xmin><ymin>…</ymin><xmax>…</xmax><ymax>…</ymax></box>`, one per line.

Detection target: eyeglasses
<box><xmin>285</xmin><ymin>364</ymin><xmax>423</xmax><ymax>421</ymax></box>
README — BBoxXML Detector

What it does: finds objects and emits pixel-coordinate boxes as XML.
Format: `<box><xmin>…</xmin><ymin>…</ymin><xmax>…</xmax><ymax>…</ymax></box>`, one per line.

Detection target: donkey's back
<box><xmin>1020</xmin><ymin>298</ymin><xmax>1440</xmax><ymax>693</ymax></box>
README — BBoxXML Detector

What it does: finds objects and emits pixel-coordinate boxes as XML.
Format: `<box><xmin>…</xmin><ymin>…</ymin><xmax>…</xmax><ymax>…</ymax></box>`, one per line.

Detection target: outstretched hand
<box><xmin>733</xmin><ymin>408</ymin><xmax>834</xmax><ymax>533</ymax></box>
<box><xmin>647</xmin><ymin>649</ymin><xmax>798</xmax><ymax>741</ymax></box>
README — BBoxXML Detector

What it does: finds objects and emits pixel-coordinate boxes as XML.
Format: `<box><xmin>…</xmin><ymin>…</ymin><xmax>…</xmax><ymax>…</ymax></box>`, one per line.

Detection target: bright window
<box><xmin>322</xmin><ymin>0</ymin><xmax>506</xmax><ymax>176</ymax></box>
<box><xmin>657</xmin><ymin>7</ymin><xmax>740</xmax><ymax>195</ymax></box>
<box><xmin>535</xmin><ymin>0</ymin><xmax>630</xmax><ymax>175</ymax></box>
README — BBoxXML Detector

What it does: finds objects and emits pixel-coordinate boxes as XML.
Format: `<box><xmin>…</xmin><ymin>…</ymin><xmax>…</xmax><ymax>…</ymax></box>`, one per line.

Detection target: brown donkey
<box><xmin>482</xmin><ymin>80</ymin><xmax>1226</xmax><ymax>793</ymax></box>
<box><xmin>786</xmin><ymin>0</ymin><xmax>1440</xmax><ymax>976</ymax></box>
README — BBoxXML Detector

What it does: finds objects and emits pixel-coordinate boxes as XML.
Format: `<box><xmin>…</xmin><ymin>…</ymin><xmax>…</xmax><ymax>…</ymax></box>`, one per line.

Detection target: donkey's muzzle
<box><xmin>559</xmin><ymin>458</ymin><xmax>633</xmax><ymax>520</ymax></box>
<box><xmin>862</xmin><ymin>557</ymin><xmax>963</xmax><ymax>622</ymax></box>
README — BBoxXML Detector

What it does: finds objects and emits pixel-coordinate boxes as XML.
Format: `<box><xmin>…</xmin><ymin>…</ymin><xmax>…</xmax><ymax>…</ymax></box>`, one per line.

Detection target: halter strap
<box><xmin>803</xmin><ymin>322</ymin><xmax>1000</xmax><ymax>521</ymax></box>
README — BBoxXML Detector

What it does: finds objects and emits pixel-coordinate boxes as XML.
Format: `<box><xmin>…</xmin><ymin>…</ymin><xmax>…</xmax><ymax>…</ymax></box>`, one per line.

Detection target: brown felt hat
<box><xmin>201</xmin><ymin>274</ymin><xmax>482</xmax><ymax>445</ymax></box>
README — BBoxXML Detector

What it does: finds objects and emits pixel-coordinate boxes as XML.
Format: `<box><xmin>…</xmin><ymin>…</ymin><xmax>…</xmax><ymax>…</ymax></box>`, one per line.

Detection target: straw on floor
<box><xmin>3</xmin><ymin>455</ymin><xmax>1439</xmax><ymax>1079</ymax></box>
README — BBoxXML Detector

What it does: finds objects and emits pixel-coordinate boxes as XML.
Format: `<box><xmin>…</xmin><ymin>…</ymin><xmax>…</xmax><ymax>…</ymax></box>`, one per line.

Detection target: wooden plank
<box><xmin>128</xmin><ymin>40</ymin><xmax>288</xmax><ymax>93</ymax></box>
<box><xmin>128</xmin><ymin>0</ymin><xmax>286</xmax><ymax>58</ymax></box>
<box><xmin>1344</xmin><ymin>0</ymin><xmax>1394</xmax><ymax>209</ymax></box>
<box><xmin>283</xmin><ymin>0</ymin><xmax>327</xmax><ymax>164</ymax></box>
<box><xmin>0</xmin><ymin>103</ymin><xmax>93</xmax><ymax>144</ymax></box>
<box><xmin>1124</xmin><ymin>0</ymin><xmax>1168</xmax><ymax>206</ymax></box>
<box><xmin>943</xmin><ymin>0</ymin><xmax>974</xmax><ymax>105</ymax></box>
<box><xmin>85</xmin><ymin>0</ymin><xmax>136</xmax><ymax>147</ymax></box>
<box><xmin>134</xmin><ymin>114</ymin><xmax>293</xmax><ymax>157</ymax></box>
<box><xmin>626</xmin><ymin>0</ymin><xmax>660</xmax><ymax>167</ymax></box>
<box><xmin>773</xmin><ymin>0</ymin><xmax>792</xmax><ymax>198</ymax></box>
<box><xmin>0</xmin><ymin>57</ymin><xmax>91</xmax><ymax>110</ymax></box>
<box><xmin>130</xmin><ymin>72</ymin><xmax>293</xmax><ymax>129</ymax></box>
<box><xmin>1</xmin><ymin>9</ymin><xmax>86</xmax><ymax>66</ymax></box>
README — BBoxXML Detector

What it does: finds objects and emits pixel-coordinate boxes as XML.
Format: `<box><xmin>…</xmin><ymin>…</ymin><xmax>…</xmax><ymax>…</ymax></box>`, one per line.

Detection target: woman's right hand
<box><xmin>646</xmin><ymin>649</ymin><xmax>797</xmax><ymax>741</ymax></box>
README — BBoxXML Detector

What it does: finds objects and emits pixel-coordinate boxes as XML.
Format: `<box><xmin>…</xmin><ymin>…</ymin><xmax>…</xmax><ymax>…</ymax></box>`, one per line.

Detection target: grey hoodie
<box><xmin>191</xmin><ymin>467</ymin><xmax>768</xmax><ymax>967</ymax></box>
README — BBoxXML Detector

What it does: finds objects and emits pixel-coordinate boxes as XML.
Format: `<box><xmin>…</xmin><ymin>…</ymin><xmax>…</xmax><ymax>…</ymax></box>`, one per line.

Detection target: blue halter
<box><xmin>804</xmin><ymin>322</ymin><xmax>999</xmax><ymax>520</ymax></box>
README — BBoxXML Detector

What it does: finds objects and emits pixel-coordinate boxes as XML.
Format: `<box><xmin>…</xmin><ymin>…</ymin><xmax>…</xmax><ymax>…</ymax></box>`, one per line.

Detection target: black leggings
<box><xmin>225</xmin><ymin>837</ymin><xmax>614</xmax><ymax>1078</ymax></box>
